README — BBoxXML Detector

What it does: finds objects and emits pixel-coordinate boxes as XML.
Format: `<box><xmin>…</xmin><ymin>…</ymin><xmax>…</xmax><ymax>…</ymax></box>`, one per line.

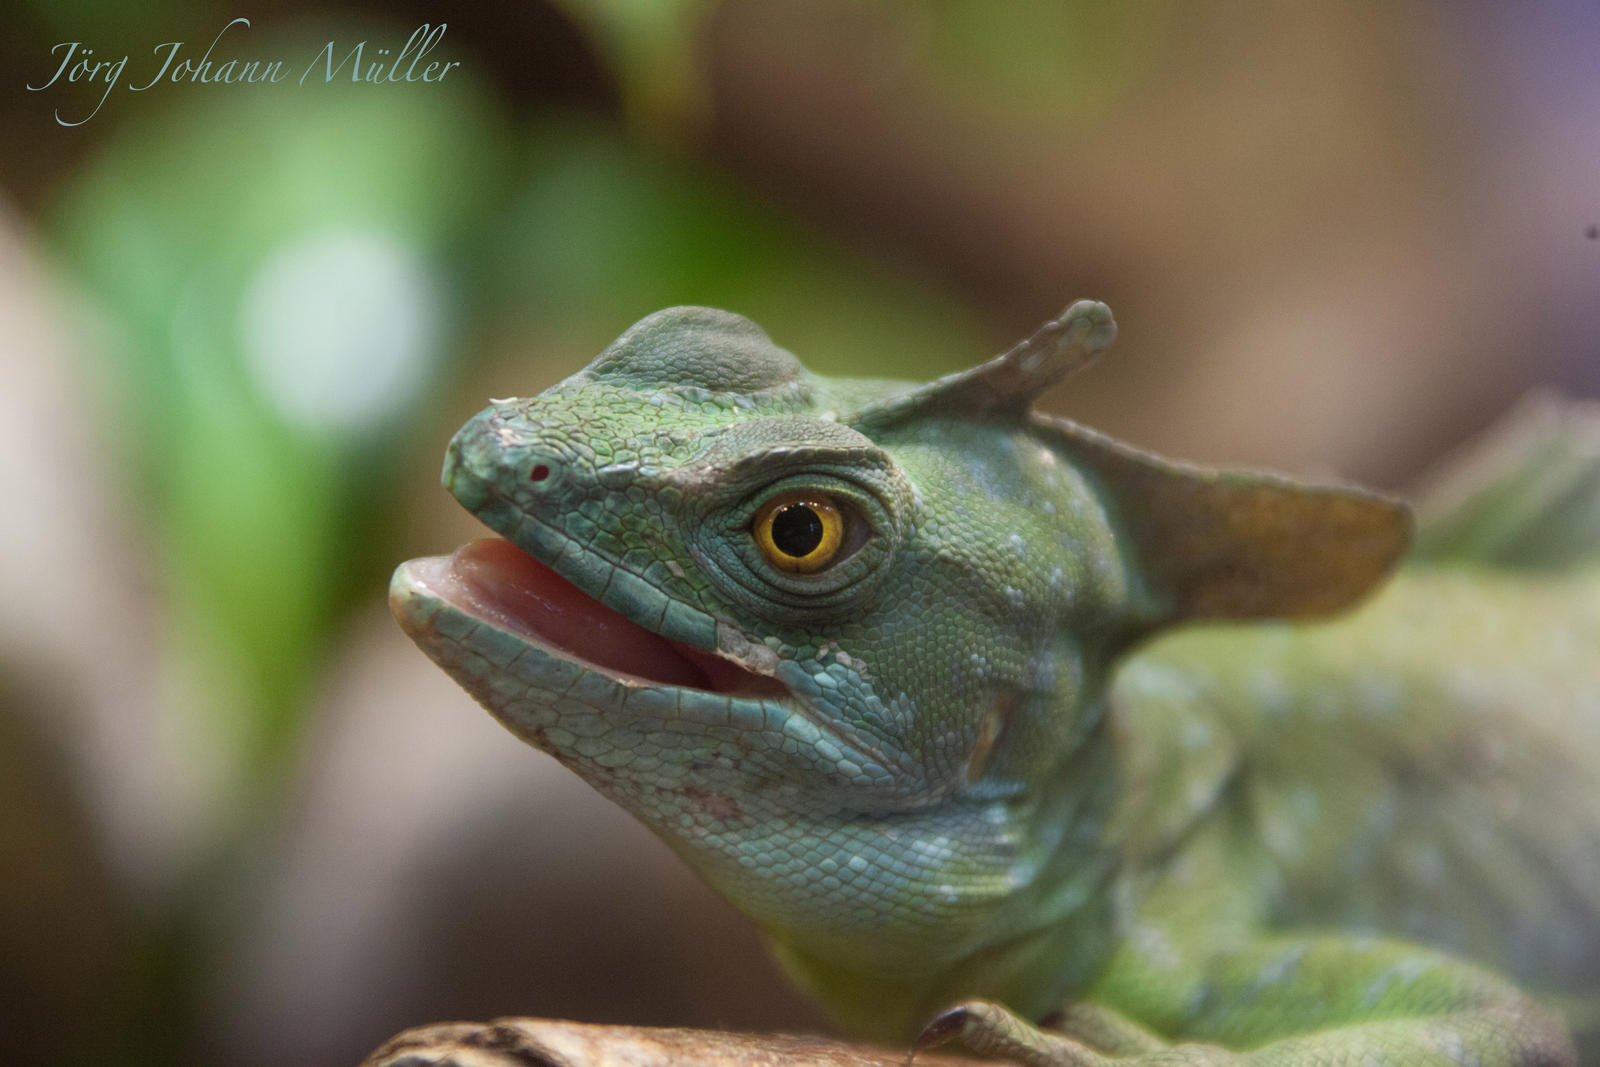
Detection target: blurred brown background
<box><xmin>1</xmin><ymin>2</ymin><xmax>1596</xmax><ymax>1065</ymax></box>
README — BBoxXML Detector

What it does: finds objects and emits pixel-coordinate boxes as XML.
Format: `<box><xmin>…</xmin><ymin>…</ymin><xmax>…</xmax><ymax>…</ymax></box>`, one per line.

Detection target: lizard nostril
<box><xmin>530</xmin><ymin>464</ymin><xmax>550</xmax><ymax>483</ymax></box>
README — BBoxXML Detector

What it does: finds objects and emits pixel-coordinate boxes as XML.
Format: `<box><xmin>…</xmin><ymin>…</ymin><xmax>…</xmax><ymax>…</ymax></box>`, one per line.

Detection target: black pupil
<box><xmin>771</xmin><ymin>504</ymin><xmax>824</xmax><ymax>557</ymax></box>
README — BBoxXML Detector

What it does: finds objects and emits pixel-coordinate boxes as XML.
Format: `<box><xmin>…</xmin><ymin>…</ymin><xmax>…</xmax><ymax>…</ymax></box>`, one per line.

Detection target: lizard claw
<box><xmin>906</xmin><ymin>1006</ymin><xmax>971</xmax><ymax>1063</ymax></box>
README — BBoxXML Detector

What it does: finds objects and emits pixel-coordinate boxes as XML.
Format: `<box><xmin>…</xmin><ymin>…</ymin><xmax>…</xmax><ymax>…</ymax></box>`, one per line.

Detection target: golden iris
<box><xmin>753</xmin><ymin>491</ymin><xmax>844</xmax><ymax>573</ymax></box>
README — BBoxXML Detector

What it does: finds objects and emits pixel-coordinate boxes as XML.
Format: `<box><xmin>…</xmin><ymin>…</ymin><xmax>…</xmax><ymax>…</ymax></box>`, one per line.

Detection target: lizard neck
<box><xmin>764</xmin><ymin>714</ymin><xmax>1128</xmax><ymax>1041</ymax></box>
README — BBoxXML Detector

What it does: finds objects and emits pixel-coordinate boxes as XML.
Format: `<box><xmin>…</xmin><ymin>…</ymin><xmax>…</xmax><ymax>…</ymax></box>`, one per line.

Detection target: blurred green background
<box><xmin>1</xmin><ymin>2</ymin><xmax>1596</xmax><ymax>1065</ymax></box>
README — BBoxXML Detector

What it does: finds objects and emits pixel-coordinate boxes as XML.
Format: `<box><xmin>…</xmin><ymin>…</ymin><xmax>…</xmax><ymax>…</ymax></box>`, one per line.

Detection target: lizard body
<box><xmin>391</xmin><ymin>303</ymin><xmax>1598</xmax><ymax>1064</ymax></box>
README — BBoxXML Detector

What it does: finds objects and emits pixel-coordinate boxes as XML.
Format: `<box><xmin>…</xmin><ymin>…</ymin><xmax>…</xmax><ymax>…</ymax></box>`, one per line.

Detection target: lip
<box><xmin>392</xmin><ymin>537</ymin><xmax>788</xmax><ymax>698</ymax></box>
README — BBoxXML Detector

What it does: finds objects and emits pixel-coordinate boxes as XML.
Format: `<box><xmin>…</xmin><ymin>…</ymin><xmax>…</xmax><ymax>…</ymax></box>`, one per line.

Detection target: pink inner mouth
<box><xmin>445</xmin><ymin>538</ymin><xmax>782</xmax><ymax>696</ymax></box>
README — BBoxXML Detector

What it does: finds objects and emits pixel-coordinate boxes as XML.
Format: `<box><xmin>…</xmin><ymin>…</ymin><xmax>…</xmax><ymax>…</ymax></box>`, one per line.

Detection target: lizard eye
<box><xmin>707</xmin><ymin>471</ymin><xmax>898</xmax><ymax>613</ymax></box>
<box><xmin>753</xmin><ymin>491</ymin><xmax>845</xmax><ymax>573</ymax></box>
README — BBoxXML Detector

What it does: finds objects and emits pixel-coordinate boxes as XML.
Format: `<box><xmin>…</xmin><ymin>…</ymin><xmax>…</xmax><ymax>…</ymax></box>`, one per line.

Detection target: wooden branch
<box><xmin>360</xmin><ymin>1017</ymin><xmax>1007</xmax><ymax>1067</ymax></box>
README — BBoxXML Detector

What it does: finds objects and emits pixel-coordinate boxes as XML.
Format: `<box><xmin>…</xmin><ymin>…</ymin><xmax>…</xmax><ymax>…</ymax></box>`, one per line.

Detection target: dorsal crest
<box><xmin>848</xmin><ymin>300</ymin><xmax>1116</xmax><ymax>432</ymax></box>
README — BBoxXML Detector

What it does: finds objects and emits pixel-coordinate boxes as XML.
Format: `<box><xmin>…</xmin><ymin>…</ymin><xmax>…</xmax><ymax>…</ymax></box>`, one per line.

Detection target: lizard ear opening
<box><xmin>848</xmin><ymin>300</ymin><xmax>1117</xmax><ymax>432</ymax></box>
<box><xmin>1041</xmin><ymin>419</ymin><xmax>1414</xmax><ymax>624</ymax></box>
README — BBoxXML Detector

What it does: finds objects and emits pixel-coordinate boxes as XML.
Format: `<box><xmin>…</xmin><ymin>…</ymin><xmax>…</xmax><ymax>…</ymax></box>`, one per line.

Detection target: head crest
<box><xmin>849</xmin><ymin>300</ymin><xmax>1116</xmax><ymax>431</ymax></box>
<box><xmin>583</xmin><ymin>306</ymin><xmax>803</xmax><ymax>394</ymax></box>
<box><xmin>850</xmin><ymin>296</ymin><xmax>1410</xmax><ymax>624</ymax></box>
<box><xmin>1040</xmin><ymin>420</ymin><xmax>1414</xmax><ymax>623</ymax></box>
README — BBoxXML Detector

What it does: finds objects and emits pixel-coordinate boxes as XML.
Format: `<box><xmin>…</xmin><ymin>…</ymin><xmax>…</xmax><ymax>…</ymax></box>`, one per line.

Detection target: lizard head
<box><xmin>390</xmin><ymin>303</ymin><xmax>1411</xmax><ymax>1032</ymax></box>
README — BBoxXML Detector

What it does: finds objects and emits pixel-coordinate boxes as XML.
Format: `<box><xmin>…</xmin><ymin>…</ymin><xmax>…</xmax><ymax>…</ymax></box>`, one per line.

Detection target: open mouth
<box><xmin>409</xmin><ymin>538</ymin><xmax>786</xmax><ymax>697</ymax></box>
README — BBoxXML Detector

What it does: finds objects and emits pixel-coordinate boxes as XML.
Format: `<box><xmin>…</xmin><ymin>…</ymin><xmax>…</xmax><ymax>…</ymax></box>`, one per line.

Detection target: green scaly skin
<box><xmin>390</xmin><ymin>303</ymin><xmax>1597</xmax><ymax>1065</ymax></box>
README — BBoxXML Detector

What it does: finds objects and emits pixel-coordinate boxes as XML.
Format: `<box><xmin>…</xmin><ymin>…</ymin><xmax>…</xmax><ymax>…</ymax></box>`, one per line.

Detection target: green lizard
<box><xmin>390</xmin><ymin>301</ymin><xmax>1599</xmax><ymax>1065</ymax></box>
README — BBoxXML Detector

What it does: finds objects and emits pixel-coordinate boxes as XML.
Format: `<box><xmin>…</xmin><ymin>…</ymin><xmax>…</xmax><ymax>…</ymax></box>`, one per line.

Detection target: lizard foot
<box><xmin>911</xmin><ymin>1000</ymin><xmax>1113</xmax><ymax>1067</ymax></box>
<box><xmin>910</xmin><ymin>1001</ymin><xmax>1245</xmax><ymax>1067</ymax></box>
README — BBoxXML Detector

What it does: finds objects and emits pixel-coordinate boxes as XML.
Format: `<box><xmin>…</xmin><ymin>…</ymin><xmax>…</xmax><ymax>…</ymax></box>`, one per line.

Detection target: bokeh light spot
<box><xmin>240</xmin><ymin>229</ymin><xmax>439</xmax><ymax>434</ymax></box>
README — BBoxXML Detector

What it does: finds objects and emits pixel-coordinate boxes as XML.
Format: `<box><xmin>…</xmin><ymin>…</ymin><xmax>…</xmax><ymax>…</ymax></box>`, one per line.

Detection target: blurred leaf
<box><xmin>551</xmin><ymin>0</ymin><xmax>719</xmax><ymax>134</ymax></box>
<box><xmin>479</xmin><ymin>118</ymin><xmax>984</xmax><ymax>385</ymax></box>
<box><xmin>50</xmin><ymin>38</ymin><xmax>510</xmax><ymax>800</ymax></box>
<box><xmin>922</xmin><ymin>0</ymin><xmax>1176</xmax><ymax>128</ymax></box>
